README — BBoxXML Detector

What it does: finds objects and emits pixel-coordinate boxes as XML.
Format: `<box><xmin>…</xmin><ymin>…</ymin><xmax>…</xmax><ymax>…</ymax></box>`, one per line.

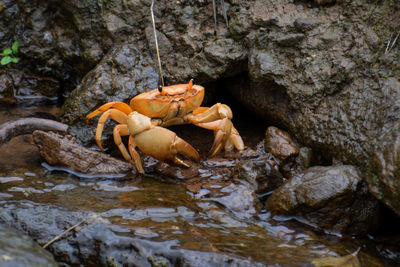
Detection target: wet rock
<box><xmin>155</xmin><ymin>162</ymin><xmax>199</xmax><ymax>179</ymax></box>
<box><xmin>210</xmin><ymin>182</ymin><xmax>262</xmax><ymax>220</ymax></box>
<box><xmin>180</xmin><ymin>156</ymin><xmax>262</xmax><ymax>219</ymax></box>
<box><xmin>298</xmin><ymin>147</ymin><xmax>313</xmax><ymax>168</ymax></box>
<box><xmin>235</xmin><ymin>153</ymin><xmax>284</xmax><ymax>194</ymax></box>
<box><xmin>33</xmin><ymin>130</ymin><xmax>134</xmax><ymax>175</ymax></box>
<box><xmin>61</xmin><ymin>41</ymin><xmax>158</xmax><ymax>145</ymax></box>
<box><xmin>371</xmin><ymin>119</ymin><xmax>400</xmax><ymax>215</ymax></box>
<box><xmin>0</xmin><ymin>223</ymin><xmax>58</xmax><ymax>267</ymax></box>
<box><xmin>0</xmin><ymin>69</ymin><xmax>59</xmax><ymax>105</ymax></box>
<box><xmin>265</xmin><ymin>165</ymin><xmax>380</xmax><ymax>235</ymax></box>
<box><xmin>0</xmin><ymin>202</ymin><xmax>267</xmax><ymax>267</ymax></box>
<box><xmin>229</xmin><ymin>0</ymin><xmax>400</xmax><ymax>215</ymax></box>
<box><xmin>264</xmin><ymin>126</ymin><xmax>299</xmax><ymax>164</ymax></box>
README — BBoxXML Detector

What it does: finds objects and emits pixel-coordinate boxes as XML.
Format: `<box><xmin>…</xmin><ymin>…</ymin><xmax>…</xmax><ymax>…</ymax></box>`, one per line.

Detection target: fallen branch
<box><xmin>0</xmin><ymin>118</ymin><xmax>68</xmax><ymax>145</ymax></box>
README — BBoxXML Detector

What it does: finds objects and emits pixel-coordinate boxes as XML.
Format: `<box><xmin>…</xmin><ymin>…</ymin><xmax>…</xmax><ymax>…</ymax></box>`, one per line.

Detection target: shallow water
<box><xmin>0</xmin><ymin>105</ymin><xmax>398</xmax><ymax>266</ymax></box>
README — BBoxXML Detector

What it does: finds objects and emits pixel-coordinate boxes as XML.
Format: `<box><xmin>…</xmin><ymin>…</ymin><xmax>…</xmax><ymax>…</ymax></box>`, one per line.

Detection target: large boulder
<box><xmin>0</xmin><ymin>223</ymin><xmax>58</xmax><ymax>267</ymax></box>
<box><xmin>265</xmin><ymin>165</ymin><xmax>380</xmax><ymax>235</ymax></box>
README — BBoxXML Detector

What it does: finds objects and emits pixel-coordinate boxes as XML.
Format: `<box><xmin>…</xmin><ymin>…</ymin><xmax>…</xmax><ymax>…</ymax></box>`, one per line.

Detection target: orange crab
<box><xmin>86</xmin><ymin>80</ymin><xmax>244</xmax><ymax>173</ymax></box>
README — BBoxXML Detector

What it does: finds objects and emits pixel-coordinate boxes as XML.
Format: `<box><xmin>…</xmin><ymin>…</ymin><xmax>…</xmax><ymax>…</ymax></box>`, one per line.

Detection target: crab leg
<box><xmin>196</xmin><ymin>119</ymin><xmax>244</xmax><ymax>155</ymax></box>
<box><xmin>189</xmin><ymin>103</ymin><xmax>233</xmax><ymax>123</ymax></box>
<box><xmin>113</xmin><ymin>124</ymin><xmax>134</xmax><ymax>164</ymax></box>
<box><xmin>95</xmin><ymin>109</ymin><xmax>128</xmax><ymax>152</ymax></box>
<box><xmin>190</xmin><ymin>103</ymin><xmax>244</xmax><ymax>155</ymax></box>
<box><xmin>128</xmin><ymin>136</ymin><xmax>145</xmax><ymax>174</ymax></box>
<box><xmin>113</xmin><ymin>125</ymin><xmax>145</xmax><ymax>174</ymax></box>
<box><xmin>228</xmin><ymin>126</ymin><xmax>244</xmax><ymax>151</ymax></box>
<box><xmin>195</xmin><ymin>118</ymin><xmax>231</xmax><ymax>156</ymax></box>
<box><xmin>86</xmin><ymin>101</ymin><xmax>132</xmax><ymax>123</ymax></box>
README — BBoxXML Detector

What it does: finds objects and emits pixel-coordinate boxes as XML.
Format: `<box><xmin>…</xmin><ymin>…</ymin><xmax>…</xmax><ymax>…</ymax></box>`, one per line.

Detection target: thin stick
<box><xmin>43</xmin><ymin>220</ymin><xmax>85</xmax><ymax>249</ymax></box>
<box><xmin>385</xmin><ymin>32</ymin><xmax>393</xmax><ymax>54</ymax></box>
<box><xmin>151</xmin><ymin>0</ymin><xmax>164</xmax><ymax>87</ymax></box>
<box><xmin>388</xmin><ymin>31</ymin><xmax>400</xmax><ymax>53</ymax></box>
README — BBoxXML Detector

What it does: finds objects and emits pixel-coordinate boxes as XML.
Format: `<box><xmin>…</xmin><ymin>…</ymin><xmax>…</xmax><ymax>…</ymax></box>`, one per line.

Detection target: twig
<box><xmin>385</xmin><ymin>32</ymin><xmax>393</xmax><ymax>54</ymax></box>
<box><xmin>388</xmin><ymin>31</ymin><xmax>400</xmax><ymax>53</ymax></box>
<box><xmin>43</xmin><ymin>220</ymin><xmax>85</xmax><ymax>249</ymax></box>
<box><xmin>151</xmin><ymin>0</ymin><xmax>164</xmax><ymax>87</ymax></box>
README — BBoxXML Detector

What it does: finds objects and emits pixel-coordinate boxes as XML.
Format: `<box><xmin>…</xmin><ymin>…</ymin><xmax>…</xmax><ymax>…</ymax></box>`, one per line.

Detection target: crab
<box><xmin>86</xmin><ymin>79</ymin><xmax>244</xmax><ymax>173</ymax></box>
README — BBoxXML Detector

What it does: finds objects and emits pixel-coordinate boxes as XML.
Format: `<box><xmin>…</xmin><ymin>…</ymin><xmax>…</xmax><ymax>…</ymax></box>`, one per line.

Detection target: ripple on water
<box><xmin>51</xmin><ymin>184</ymin><xmax>76</xmax><ymax>191</ymax></box>
<box><xmin>8</xmin><ymin>187</ymin><xmax>44</xmax><ymax>196</ymax></box>
<box><xmin>94</xmin><ymin>181</ymin><xmax>139</xmax><ymax>192</ymax></box>
<box><xmin>134</xmin><ymin>227</ymin><xmax>159</xmax><ymax>238</ymax></box>
<box><xmin>102</xmin><ymin>207</ymin><xmax>181</xmax><ymax>222</ymax></box>
<box><xmin>42</xmin><ymin>162</ymin><xmax>128</xmax><ymax>179</ymax></box>
<box><xmin>0</xmin><ymin>177</ymin><xmax>24</xmax><ymax>183</ymax></box>
<box><xmin>0</xmin><ymin>193</ymin><xmax>13</xmax><ymax>199</ymax></box>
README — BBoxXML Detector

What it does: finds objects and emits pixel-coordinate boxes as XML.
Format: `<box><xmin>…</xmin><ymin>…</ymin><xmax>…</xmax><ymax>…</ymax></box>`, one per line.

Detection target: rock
<box><xmin>210</xmin><ymin>182</ymin><xmax>261</xmax><ymax>220</ymax></box>
<box><xmin>265</xmin><ymin>165</ymin><xmax>380</xmax><ymax>235</ymax></box>
<box><xmin>231</xmin><ymin>0</ymin><xmax>400</xmax><ymax>215</ymax></box>
<box><xmin>275</xmin><ymin>33</ymin><xmax>305</xmax><ymax>47</ymax></box>
<box><xmin>0</xmin><ymin>202</ymin><xmax>266</xmax><ymax>267</ymax></box>
<box><xmin>294</xmin><ymin>18</ymin><xmax>320</xmax><ymax>32</ymax></box>
<box><xmin>0</xmin><ymin>223</ymin><xmax>58</xmax><ymax>267</ymax></box>
<box><xmin>371</xmin><ymin>119</ymin><xmax>400</xmax><ymax>215</ymax></box>
<box><xmin>0</xmin><ymin>70</ymin><xmax>59</xmax><ymax>105</ymax></box>
<box><xmin>235</xmin><ymin>153</ymin><xmax>284</xmax><ymax>194</ymax></box>
<box><xmin>264</xmin><ymin>126</ymin><xmax>299</xmax><ymax>164</ymax></box>
<box><xmin>33</xmin><ymin>130</ymin><xmax>134</xmax><ymax>175</ymax></box>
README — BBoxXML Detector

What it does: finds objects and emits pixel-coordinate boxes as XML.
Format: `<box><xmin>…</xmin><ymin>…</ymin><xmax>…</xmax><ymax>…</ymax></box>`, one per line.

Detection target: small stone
<box><xmin>264</xmin><ymin>126</ymin><xmax>299</xmax><ymax>164</ymax></box>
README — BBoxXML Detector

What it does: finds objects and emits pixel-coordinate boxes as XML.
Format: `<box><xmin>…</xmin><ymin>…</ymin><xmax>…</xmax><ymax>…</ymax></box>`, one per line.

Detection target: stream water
<box><xmin>0</xmin><ymin>105</ymin><xmax>398</xmax><ymax>266</ymax></box>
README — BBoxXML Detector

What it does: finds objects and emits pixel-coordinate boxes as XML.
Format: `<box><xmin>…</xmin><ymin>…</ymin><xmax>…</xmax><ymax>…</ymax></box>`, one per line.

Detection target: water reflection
<box><xmin>0</xmin><ymin>105</ymin><xmax>397</xmax><ymax>266</ymax></box>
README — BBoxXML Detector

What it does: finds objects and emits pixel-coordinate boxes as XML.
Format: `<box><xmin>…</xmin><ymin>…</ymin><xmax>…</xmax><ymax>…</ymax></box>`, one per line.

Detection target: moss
<box><xmin>106</xmin><ymin>257</ymin><xmax>121</xmax><ymax>267</ymax></box>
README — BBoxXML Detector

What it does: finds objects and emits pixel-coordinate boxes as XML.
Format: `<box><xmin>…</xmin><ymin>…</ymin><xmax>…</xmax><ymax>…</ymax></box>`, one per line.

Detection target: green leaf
<box><xmin>1</xmin><ymin>56</ymin><xmax>12</xmax><ymax>65</ymax></box>
<box><xmin>10</xmin><ymin>57</ymin><xmax>19</xmax><ymax>63</ymax></box>
<box><xmin>3</xmin><ymin>48</ymin><xmax>12</xmax><ymax>56</ymax></box>
<box><xmin>11</xmin><ymin>41</ymin><xmax>19</xmax><ymax>54</ymax></box>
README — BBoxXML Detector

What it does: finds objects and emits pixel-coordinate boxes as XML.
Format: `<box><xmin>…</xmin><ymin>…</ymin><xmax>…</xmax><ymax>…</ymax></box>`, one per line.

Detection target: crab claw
<box><xmin>127</xmin><ymin>112</ymin><xmax>200</xmax><ymax>168</ymax></box>
<box><xmin>134</xmin><ymin>127</ymin><xmax>200</xmax><ymax>166</ymax></box>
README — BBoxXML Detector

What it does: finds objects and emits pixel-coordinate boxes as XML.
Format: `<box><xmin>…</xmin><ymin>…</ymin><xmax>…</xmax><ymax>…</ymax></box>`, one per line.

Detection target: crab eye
<box><xmin>158</xmin><ymin>85</ymin><xmax>163</xmax><ymax>93</ymax></box>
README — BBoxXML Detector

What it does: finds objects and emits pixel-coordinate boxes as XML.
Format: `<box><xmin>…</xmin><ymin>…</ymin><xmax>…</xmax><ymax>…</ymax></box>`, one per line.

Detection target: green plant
<box><xmin>1</xmin><ymin>41</ymin><xmax>19</xmax><ymax>66</ymax></box>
